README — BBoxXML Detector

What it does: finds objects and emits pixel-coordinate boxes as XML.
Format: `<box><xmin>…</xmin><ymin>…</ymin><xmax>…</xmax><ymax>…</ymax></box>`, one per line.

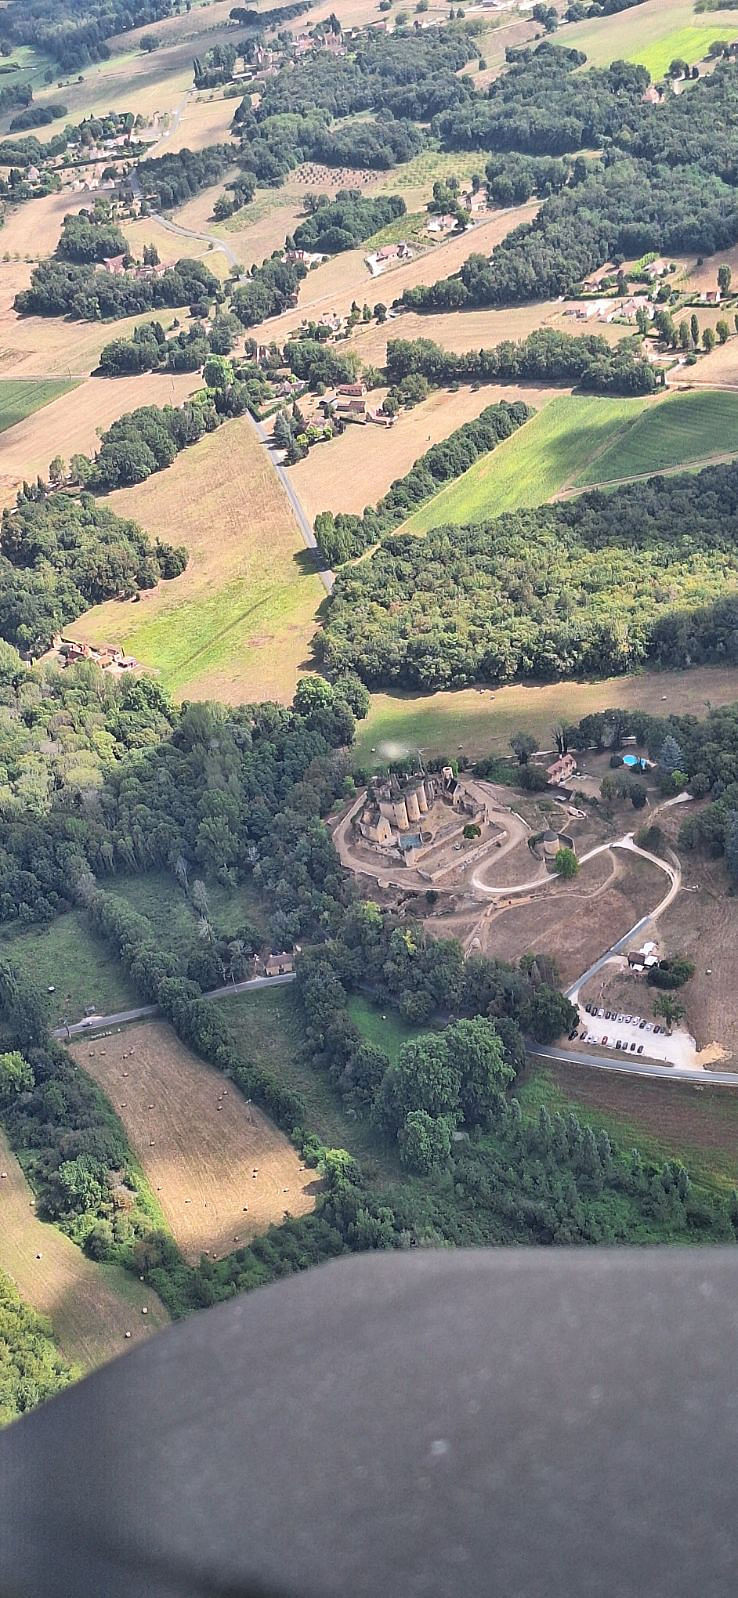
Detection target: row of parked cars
<box><xmin>583</xmin><ymin>1004</ymin><xmax>666</xmax><ymax>1034</ymax></box>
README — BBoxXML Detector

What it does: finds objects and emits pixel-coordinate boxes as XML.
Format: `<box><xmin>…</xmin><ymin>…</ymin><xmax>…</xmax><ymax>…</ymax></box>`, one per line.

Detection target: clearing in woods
<box><xmin>219</xmin><ymin>985</ymin><xmax>399</xmax><ymax>1175</ymax></box>
<box><xmin>71</xmin><ymin>1019</ymin><xmax>316</xmax><ymax>1264</ymax></box>
<box><xmin>0</xmin><ymin>1127</ymin><xmax>168</xmax><ymax>1370</ymax></box>
<box><xmin>0</xmin><ymin>377</ymin><xmax>76</xmax><ymax>436</ymax></box>
<box><xmin>0</xmin><ymin>911</ymin><xmax>136</xmax><ymax>1027</ymax></box>
<box><xmin>67</xmin><ymin>414</ymin><xmax>325</xmax><ymax>704</ymax></box>
<box><xmin>353</xmin><ymin>664</ymin><xmax>738</xmax><ymax>767</ymax></box>
<box><xmin>574</xmin><ymin>389</ymin><xmax>738</xmax><ymax>486</ymax></box>
<box><xmin>399</xmin><ymin>393</ymin><xmax>654</xmax><ymax>532</ymax></box>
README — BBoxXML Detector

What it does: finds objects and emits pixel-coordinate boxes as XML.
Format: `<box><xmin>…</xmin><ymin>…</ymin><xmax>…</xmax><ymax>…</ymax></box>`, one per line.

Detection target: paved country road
<box><xmin>247</xmin><ymin>412</ymin><xmax>335</xmax><ymax>594</ymax></box>
<box><xmin>530</xmin><ymin>1045</ymin><xmax>738</xmax><ymax>1089</ymax></box>
<box><xmin>52</xmin><ymin>972</ymin><xmax>296</xmax><ymax>1039</ymax></box>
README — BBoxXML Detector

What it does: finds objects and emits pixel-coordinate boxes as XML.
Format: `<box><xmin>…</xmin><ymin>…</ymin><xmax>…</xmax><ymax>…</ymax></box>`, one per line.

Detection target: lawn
<box><xmin>0</xmin><ymin>912</ymin><xmax>136</xmax><ymax>1027</ymax></box>
<box><xmin>220</xmin><ymin>986</ymin><xmax>399</xmax><ymax>1176</ymax></box>
<box><xmin>347</xmin><ymin>994</ymin><xmax>420</xmax><ymax>1062</ymax></box>
<box><xmin>69</xmin><ymin>415</ymin><xmax>325</xmax><ymax>705</ymax></box>
<box><xmin>400</xmin><ymin>394</ymin><xmax>654</xmax><ymax>533</ymax></box>
<box><xmin>575</xmin><ymin>389</ymin><xmax>738</xmax><ymax>486</ymax></box>
<box><xmin>520</xmin><ymin>1062</ymin><xmax>738</xmax><ymax>1196</ymax></box>
<box><xmin>353</xmin><ymin>662</ymin><xmax>738</xmax><ymax>767</ymax></box>
<box><xmin>0</xmin><ymin>378</ymin><xmax>77</xmax><ymax>435</ymax></box>
<box><xmin>364</xmin><ymin>212</ymin><xmax>431</xmax><ymax>250</ymax></box>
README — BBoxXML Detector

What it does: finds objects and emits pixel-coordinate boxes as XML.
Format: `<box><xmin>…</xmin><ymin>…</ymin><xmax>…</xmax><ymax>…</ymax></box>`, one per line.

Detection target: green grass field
<box><xmin>364</xmin><ymin>212</ymin><xmax>430</xmax><ymax>250</ymax></box>
<box><xmin>565</xmin><ymin>0</ymin><xmax>738</xmax><ymax>75</ymax></box>
<box><xmin>347</xmin><ymin>995</ymin><xmax>420</xmax><ymax>1062</ymax></box>
<box><xmin>632</xmin><ymin>21</ymin><xmax>738</xmax><ymax>78</ymax></box>
<box><xmin>353</xmin><ymin>662</ymin><xmax>738</xmax><ymax>767</ymax></box>
<box><xmin>110</xmin><ymin>871</ymin><xmax>269</xmax><ymax>958</ymax></box>
<box><xmin>0</xmin><ymin>913</ymin><xmax>136</xmax><ymax>1027</ymax></box>
<box><xmin>575</xmin><ymin>389</ymin><xmax>738</xmax><ymax>486</ymax></box>
<box><xmin>220</xmin><ymin>986</ymin><xmax>399</xmax><ymax>1175</ymax></box>
<box><xmin>0</xmin><ymin>378</ymin><xmax>77</xmax><ymax>435</ymax></box>
<box><xmin>400</xmin><ymin>394</ymin><xmax>654</xmax><ymax>533</ymax></box>
<box><xmin>521</xmin><ymin>1064</ymin><xmax>738</xmax><ymax>1196</ymax></box>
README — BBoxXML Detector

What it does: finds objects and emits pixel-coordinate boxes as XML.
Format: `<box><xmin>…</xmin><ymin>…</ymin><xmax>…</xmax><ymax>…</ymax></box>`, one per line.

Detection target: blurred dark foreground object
<box><xmin>1</xmin><ymin>1248</ymin><xmax>738</xmax><ymax>1598</ymax></box>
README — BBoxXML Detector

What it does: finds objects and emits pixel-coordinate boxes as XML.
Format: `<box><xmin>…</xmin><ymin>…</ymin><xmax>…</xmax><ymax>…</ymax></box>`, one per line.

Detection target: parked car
<box><xmin>637</xmin><ymin>1045</ymin><xmax>644</xmax><ymax>1054</ymax></box>
<box><xmin>639</xmin><ymin>1020</ymin><xmax>646</xmax><ymax>1029</ymax></box>
<box><xmin>601</xmin><ymin>1036</ymin><xmax>608</xmax><ymax>1045</ymax></box>
<box><xmin>630</xmin><ymin>1042</ymin><xmax>637</xmax><ymax>1052</ymax></box>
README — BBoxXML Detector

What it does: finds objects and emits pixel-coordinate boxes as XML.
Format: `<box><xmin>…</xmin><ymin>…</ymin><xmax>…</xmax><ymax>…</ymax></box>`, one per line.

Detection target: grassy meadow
<box><xmin>69</xmin><ymin>416</ymin><xmax>325</xmax><ymax>705</ymax></box>
<box><xmin>565</xmin><ymin>0</ymin><xmax>738</xmax><ymax>74</ymax></box>
<box><xmin>353</xmin><ymin>664</ymin><xmax>738</xmax><ymax>767</ymax></box>
<box><xmin>400</xmin><ymin>394</ymin><xmax>654</xmax><ymax>532</ymax></box>
<box><xmin>0</xmin><ymin>378</ymin><xmax>77</xmax><ymax>434</ymax></box>
<box><xmin>575</xmin><ymin>388</ymin><xmax>738</xmax><ymax>485</ymax></box>
<box><xmin>0</xmin><ymin>912</ymin><xmax>136</xmax><ymax>1027</ymax></box>
<box><xmin>220</xmin><ymin>985</ymin><xmax>399</xmax><ymax>1174</ymax></box>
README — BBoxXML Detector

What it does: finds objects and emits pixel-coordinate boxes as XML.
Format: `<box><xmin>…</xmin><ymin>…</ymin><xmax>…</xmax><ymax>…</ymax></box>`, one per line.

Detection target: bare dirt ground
<box><xmin>0</xmin><ymin>1127</ymin><xmax>168</xmax><ymax>1370</ymax></box>
<box><xmin>680</xmin><ymin>337</ymin><xmax>738</xmax><ymax>388</ymax></box>
<box><xmin>0</xmin><ymin>370</ymin><xmax>200</xmax><ymax>507</ymax></box>
<box><xmin>478</xmin><ymin>851</ymin><xmax>666</xmax><ymax>987</ymax></box>
<box><xmin>288</xmin><ymin>384</ymin><xmax>556</xmax><ymax>520</ymax></box>
<box><xmin>651</xmin><ymin>857</ymin><xmax>738</xmax><ymax>1062</ymax></box>
<box><xmin>71</xmin><ymin>1021</ymin><xmax>316</xmax><ymax>1265</ymax></box>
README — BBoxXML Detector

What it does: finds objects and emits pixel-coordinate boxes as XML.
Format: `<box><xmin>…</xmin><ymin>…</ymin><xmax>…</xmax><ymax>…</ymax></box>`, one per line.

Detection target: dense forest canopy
<box><xmin>0</xmin><ymin>492</ymin><xmax>186</xmax><ymax>656</ymax></box>
<box><xmin>407</xmin><ymin>55</ymin><xmax>738</xmax><ymax>310</ymax></box>
<box><xmin>292</xmin><ymin>192</ymin><xmax>406</xmax><ymax>255</ymax></box>
<box><xmin>0</xmin><ymin>0</ymin><xmax>177</xmax><ymax>68</ymax></box>
<box><xmin>15</xmin><ymin>255</ymin><xmax>219</xmax><ymax>321</ymax></box>
<box><xmin>0</xmin><ymin>1270</ymin><xmax>73</xmax><ymax>1425</ymax></box>
<box><xmin>319</xmin><ymin>462</ymin><xmax>738</xmax><ymax>690</ymax></box>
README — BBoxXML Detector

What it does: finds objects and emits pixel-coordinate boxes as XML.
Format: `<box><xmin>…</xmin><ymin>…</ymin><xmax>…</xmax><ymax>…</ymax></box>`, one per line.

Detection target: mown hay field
<box><xmin>0</xmin><ymin>1127</ymin><xmax>168</xmax><ymax>1370</ymax></box>
<box><xmin>353</xmin><ymin>664</ymin><xmax>738</xmax><ymax>767</ymax></box>
<box><xmin>575</xmin><ymin>389</ymin><xmax>738</xmax><ymax>486</ymax></box>
<box><xmin>71</xmin><ymin>1019</ymin><xmax>316</xmax><ymax>1264</ymax></box>
<box><xmin>400</xmin><ymin>393</ymin><xmax>654</xmax><ymax>532</ymax></box>
<box><xmin>0</xmin><ymin>370</ymin><xmax>201</xmax><ymax>507</ymax></box>
<box><xmin>0</xmin><ymin>189</ymin><xmax>88</xmax><ymax>260</ymax></box>
<box><xmin>69</xmin><ymin>413</ymin><xmax>325</xmax><ymax>704</ymax></box>
<box><xmin>0</xmin><ymin>298</ymin><xmax>183</xmax><ymax>379</ymax></box>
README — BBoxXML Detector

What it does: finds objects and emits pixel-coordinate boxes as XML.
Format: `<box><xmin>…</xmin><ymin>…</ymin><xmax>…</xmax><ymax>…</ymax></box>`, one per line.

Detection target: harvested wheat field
<box><xmin>247</xmin><ymin>204</ymin><xmax>541</xmax><ymax>348</ymax></box>
<box><xmin>0</xmin><ymin>1127</ymin><xmax>168</xmax><ymax>1370</ymax></box>
<box><xmin>0</xmin><ymin>190</ymin><xmax>88</xmax><ymax>262</ymax></box>
<box><xmin>352</xmin><ymin>299</ymin><xmax>630</xmax><ymax>370</ymax></box>
<box><xmin>0</xmin><ymin>299</ymin><xmax>184</xmax><ymax>379</ymax></box>
<box><xmin>681</xmin><ymin>336</ymin><xmax>738</xmax><ymax>388</ymax></box>
<box><xmin>479</xmin><ymin>850</ymin><xmax>667</xmax><ymax>988</ymax></box>
<box><xmin>157</xmin><ymin>92</ymin><xmax>237</xmax><ymax>154</ymax></box>
<box><xmin>69</xmin><ymin>413</ymin><xmax>324</xmax><ymax>702</ymax></box>
<box><xmin>0</xmin><ymin>370</ymin><xmax>201</xmax><ymax>506</ymax></box>
<box><xmin>71</xmin><ymin>1021</ymin><xmax>316</xmax><ymax>1264</ymax></box>
<box><xmin>288</xmin><ymin>382</ymin><xmax>560</xmax><ymax>520</ymax></box>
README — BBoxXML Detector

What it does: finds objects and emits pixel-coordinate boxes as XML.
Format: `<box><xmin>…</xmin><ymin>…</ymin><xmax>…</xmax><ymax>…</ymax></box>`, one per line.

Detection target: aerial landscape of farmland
<box><xmin>2</xmin><ymin>12</ymin><xmax>738</xmax><ymax>1584</ymax></box>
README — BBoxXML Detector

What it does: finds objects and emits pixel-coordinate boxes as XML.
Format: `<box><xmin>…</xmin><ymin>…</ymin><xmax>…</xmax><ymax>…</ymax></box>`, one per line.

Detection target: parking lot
<box><xmin>574</xmin><ymin>1003</ymin><xmax>697</xmax><ymax>1068</ymax></box>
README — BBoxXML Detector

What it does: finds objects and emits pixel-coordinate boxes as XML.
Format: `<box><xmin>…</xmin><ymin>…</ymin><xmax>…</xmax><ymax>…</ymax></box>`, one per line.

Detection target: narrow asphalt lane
<box><xmin>247</xmin><ymin>411</ymin><xmax>335</xmax><ymax>594</ymax></box>
<box><xmin>52</xmin><ymin>972</ymin><xmax>296</xmax><ymax>1038</ymax></box>
<box><xmin>530</xmin><ymin>1044</ymin><xmax>738</xmax><ymax>1088</ymax></box>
